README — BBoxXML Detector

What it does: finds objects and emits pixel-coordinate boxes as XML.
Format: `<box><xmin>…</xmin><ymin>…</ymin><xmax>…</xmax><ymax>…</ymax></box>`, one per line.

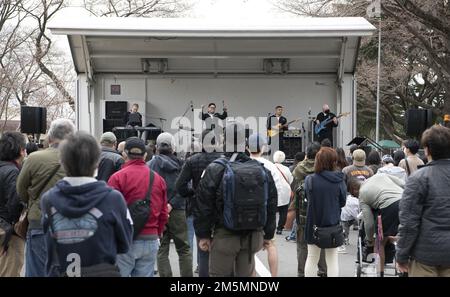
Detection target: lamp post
<box><xmin>367</xmin><ymin>0</ymin><xmax>382</xmax><ymax>143</ymax></box>
<box><xmin>375</xmin><ymin>17</ymin><xmax>381</xmax><ymax>143</ymax></box>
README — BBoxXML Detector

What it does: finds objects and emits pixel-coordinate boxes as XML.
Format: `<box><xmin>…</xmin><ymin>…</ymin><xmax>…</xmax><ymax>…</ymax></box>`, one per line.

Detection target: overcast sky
<box><xmin>189</xmin><ymin>0</ymin><xmax>288</xmax><ymax>19</ymax></box>
<box><xmin>54</xmin><ymin>0</ymin><xmax>292</xmax><ymax>56</ymax></box>
<box><xmin>61</xmin><ymin>0</ymin><xmax>289</xmax><ymax>19</ymax></box>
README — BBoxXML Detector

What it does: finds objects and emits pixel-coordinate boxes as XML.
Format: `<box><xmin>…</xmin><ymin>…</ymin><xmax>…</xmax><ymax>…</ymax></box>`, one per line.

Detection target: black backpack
<box><xmin>213</xmin><ymin>153</ymin><xmax>269</xmax><ymax>231</ymax></box>
<box><xmin>128</xmin><ymin>170</ymin><xmax>154</xmax><ymax>239</ymax></box>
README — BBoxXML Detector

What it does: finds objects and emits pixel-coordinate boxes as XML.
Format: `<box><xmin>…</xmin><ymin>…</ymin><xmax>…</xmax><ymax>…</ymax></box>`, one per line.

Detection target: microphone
<box><xmin>191</xmin><ymin>101</ymin><xmax>194</xmax><ymax>112</ymax></box>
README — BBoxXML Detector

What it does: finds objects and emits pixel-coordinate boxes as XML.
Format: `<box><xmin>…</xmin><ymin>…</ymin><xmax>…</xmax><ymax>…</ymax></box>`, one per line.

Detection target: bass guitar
<box><xmin>314</xmin><ymin>112</ymin><xmax>350</xmax><ymax>135</ymax></box>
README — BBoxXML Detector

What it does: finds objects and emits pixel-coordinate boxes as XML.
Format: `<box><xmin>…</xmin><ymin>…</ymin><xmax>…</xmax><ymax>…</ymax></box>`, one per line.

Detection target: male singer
<box><xmin>201</xmin><ymin>102</ymin><xmax>228</xmax><ymax>130</ymax></box>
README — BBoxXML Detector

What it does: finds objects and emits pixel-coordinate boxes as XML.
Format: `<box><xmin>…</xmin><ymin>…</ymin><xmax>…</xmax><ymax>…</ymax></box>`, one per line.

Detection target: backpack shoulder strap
<box><xmin>404</xmin><ymin>157</ymin><xmax>411</xmax><ymax>176</ymax></box>
<box><xmin>305</xmin><ymin>175</ymin><xmax>316</xmax><ymax>226</ymax></box>
<box><xmin>230</xmin><ymin>153</ymin><xmax>238</xmax><ymax>162</ymax></box>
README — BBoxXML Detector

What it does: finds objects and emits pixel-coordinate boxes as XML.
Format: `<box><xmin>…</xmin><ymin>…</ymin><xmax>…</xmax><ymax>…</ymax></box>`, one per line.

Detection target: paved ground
<box><xmin>164</xmin><ymin>224</ymin><xmax>398</xmax><ymax>277</ymax></box>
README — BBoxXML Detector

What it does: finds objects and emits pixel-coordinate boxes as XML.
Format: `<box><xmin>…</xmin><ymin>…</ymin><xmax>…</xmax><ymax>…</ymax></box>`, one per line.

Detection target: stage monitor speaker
<box><xmin>106</xmin><ymin>101</ymin><xmax>127</xmax><ymax>120</ymax></box>
<box><xmin>406</xmin><ymin>109</ymin><xmax>433</xmax><ymax>137</ymax></box>
<box><xmin>282</xmin><ymin>137</ymin><xmax>302</xmax><ymax>160</ymax></box>
<box><xmin>20</xmin><ymin>106</ymin><xmax>47</xmax><ymax>134</ymax></box>
<box><xmin>347</xmin><ymin>136</ymin><xmax>366</xmax><ymax>146</ymax></box>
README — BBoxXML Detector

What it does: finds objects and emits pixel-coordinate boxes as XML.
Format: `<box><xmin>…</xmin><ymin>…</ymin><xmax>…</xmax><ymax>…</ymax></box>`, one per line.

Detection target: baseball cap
<box><xmin>352</xmin><ymin>149</ymin><xmax>366</xmax><ymax>166</ymax></box>
<box><xmin>100</xmin><ymin>132</ymin><xmax>116</xmax><ymax>145</ymax></box>
<box><xmin>382</xmin><ymin>154</ymin><xmax>394</xmax><ymax>164</ymax></box>
<box><xmin>124</xmin><ymin>137</ymin><xmax>146</xmax><ymax>156</ymax></box>
<box><xmin>156</xmin><ymin>132</ymin><xmax>175</xmax><ymax>148</ymax></box>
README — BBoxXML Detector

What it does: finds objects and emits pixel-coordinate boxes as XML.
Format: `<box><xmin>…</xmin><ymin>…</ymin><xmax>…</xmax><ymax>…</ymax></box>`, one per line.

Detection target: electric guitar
<box><xmin>267</xmin><ymin>118</ymin><xmax>301</xmax><ymax>137</ymax></box>
<box><xmin>314</xmin><ymin>112</ymin><xmax>350</xmax><ymax>135</ymax></box>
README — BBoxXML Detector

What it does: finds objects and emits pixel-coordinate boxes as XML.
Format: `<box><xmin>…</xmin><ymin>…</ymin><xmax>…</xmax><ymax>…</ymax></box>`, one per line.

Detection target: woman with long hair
<box><xmin>367</xmin><ymin>150</ymin><xmax>382</xmax><ymax>174</ymax></box>
<box><xmin>335</xmin><ymin>148</ymin><xmax>348</xmax><ymax>171</ymax></box>
<box><xmin>304</xmin><ymin>147</ymin><xmax>346</xmax><ymax>277</ymax></box>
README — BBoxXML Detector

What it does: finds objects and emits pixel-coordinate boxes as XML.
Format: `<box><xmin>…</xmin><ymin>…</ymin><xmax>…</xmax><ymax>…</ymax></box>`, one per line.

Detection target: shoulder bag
<box><xmin>307</xmin><ymin>175</ymin><xmax>344</xmax><ymax>249</ymax></box>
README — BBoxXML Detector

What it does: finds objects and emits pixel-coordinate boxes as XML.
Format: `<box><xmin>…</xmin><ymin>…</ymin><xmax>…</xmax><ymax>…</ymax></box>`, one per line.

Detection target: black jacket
<box><xmin>175</xmin><ymin>151</ymin><xmax>222</xmax><ymax>216</ymax></box>
<box><xmin>0</xmin><ymin>161</ymin><xmax>23</xmax><ymax>224</ymax></box>
<box><xmin>316</xmin><ymin>112</ymin><xmax>338</xmax><ymax>143</ymax></box>
<box><xmin>194</xmin><ymin>152</ymin><xmax>278</xmax><ymax>240</ymax></box>
<box><xmin>396</xmin><ymin>159</ymin><xmax>450</xmax><ymax>266</ymax></box>
<box><xmin>148</xmin><ymin>154</ymin><xmax>186</xmax><ymax>210</ymax></box>
<box><xmin>201</xmin><ymin>111</ymin><xmax>227</xmax><ymax>121</ymax></box>
<box><xmin>97</xmin><ymin>147</ymin><xmax>124</xmax><ymax>182</ymax></box>
<box><xmin>123</xmin><ymin>111</ymin><xmax>142</xmax><ymax>126</ymax></box>
<box><xmin>267</xmin><ymin>115</ymin><xmax>287</xmax><ymax>131</ymax></box>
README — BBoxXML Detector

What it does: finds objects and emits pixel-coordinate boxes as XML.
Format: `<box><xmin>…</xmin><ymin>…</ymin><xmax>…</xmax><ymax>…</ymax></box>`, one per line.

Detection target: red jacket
<box><xmin>108</xmin><ymin>159</ymin><xmax>168</xmax><ymax>237</ymax></box>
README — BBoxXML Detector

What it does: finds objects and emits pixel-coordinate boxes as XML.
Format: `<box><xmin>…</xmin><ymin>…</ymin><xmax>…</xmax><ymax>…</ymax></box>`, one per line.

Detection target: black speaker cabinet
<box><xmin>282</xmin><ymin>137</ymin><xmax>302</xmax><ymax>160</ymax></box>
<box><xmin>103</xmin><ymin>119</ymin><xmax>124</xmax><ymax>133</ymax></box>
<box><xmin>406</xmin><ymin>109</ymin><xmax>433</xmax><ymax>137</ymax></box>
<box><xmin>106</xmin><ymin>101</ymin><xmax>127</xmax><ymax>120</ymax></box>
<box><xmin>21</xmin><ymin>106</ymin><xmax>47</xmax><ymax>134</ymax></box>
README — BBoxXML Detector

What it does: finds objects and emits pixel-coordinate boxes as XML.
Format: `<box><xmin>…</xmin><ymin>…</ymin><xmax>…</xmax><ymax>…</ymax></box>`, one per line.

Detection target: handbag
<box><xmin>275</xmin><ymin>164</ymin><xmax>294</xmax><ymax>200</ymax></box>
<box><xmin>14</xmin><ymin>164</ymin><xmax>61</xmax><ymax>239</ymax></box>
<box><xmin>13</xmin><ymin>209</ymin><xmax>28</xmax><ymax>239</ymax></box>
<box><xmin>306</xmin><ymin>175</ymin><xmax>344</xmax><ymax>249</ymax></box>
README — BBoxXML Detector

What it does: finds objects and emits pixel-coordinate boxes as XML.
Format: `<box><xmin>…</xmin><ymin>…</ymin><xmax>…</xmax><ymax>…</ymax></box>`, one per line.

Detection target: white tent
<box><xmin>49</xmin><ymin>17</ymin><xmax>375</xmax><ymax>150</ymax></box>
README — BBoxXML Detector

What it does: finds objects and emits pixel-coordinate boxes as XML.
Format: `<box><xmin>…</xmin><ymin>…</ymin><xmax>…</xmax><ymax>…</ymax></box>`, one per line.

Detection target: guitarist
<box><xmin>315</xmin><ymin>104</ymin><xmax>338</xmax><ymax>147</ymax></box>
<box><xmin>267</xmin><ymin>106</ymin><xmax>288</xmax><ymax>153</ymax></box>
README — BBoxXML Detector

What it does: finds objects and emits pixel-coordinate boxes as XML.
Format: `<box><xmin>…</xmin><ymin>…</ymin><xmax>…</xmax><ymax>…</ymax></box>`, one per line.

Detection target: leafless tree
<box><xmin>274</xmin><ymin>0</ymin><xmax>449</xmax><ymax>140</ymax></box>
<box><xmin>82</xmin><ymin>0</ymin><xmax>192</xmax><ymax>17</ymax></box>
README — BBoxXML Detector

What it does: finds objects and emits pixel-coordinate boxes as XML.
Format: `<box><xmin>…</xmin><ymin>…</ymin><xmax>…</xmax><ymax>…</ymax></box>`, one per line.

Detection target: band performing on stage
<box><xmin>106</xmin><ymin>100</ymin><xmax>344</xmax><ymax>161</ymax></box>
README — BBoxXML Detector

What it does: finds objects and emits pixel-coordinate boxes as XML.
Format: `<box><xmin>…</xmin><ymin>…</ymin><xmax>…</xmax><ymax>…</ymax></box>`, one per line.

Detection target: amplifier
<box><xmin>283</xmin><ymin>129</ymin><xmax>301</xmax><ymax>138</ymax></box>
<box><xmin>282</xmin><ymin>137</ymin><xmax>302</xmax><ymax>160</ymax></box>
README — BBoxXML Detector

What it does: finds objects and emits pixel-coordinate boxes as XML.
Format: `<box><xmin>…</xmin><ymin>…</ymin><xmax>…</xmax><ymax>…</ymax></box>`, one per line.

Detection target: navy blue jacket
<box><xmin>304</xmin><ymin>171</ymin><xmax>347</xmax><ymax>244</ymax></box>
<box><xmin>41</xmin><ymin>180</ymin><xmax>132</xmax><ymax>276</ymax></box>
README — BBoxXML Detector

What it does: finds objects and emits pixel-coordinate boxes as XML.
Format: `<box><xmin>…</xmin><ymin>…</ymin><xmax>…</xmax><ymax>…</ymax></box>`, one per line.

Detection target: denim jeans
<box><xmin>116</xmin><ymin>239</ymin><xmax>160</xmax><ymax>277</ymax></box>
<box><xmin>288</xmin><ymin>220</ymin><xmax>298</xmax><ymax>240</ymax></box>
<box><xmin>25</xmin><ymin>229</ymin><xmax>47</xmax><ymax>277</ymax></box>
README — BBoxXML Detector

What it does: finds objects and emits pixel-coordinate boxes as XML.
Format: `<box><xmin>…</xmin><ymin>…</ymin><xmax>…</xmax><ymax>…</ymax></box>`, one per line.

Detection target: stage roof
<box><xmin>49</xmin><ymin>17</ymin><xmax>376</xmax><ymax>76</ymax></box>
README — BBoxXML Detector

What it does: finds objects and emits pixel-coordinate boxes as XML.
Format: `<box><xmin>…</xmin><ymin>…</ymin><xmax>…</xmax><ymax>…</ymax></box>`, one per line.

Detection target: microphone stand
<box><xmin>308</xmin><ymin>108</ymin><xmax>315</xmax><ymax>144</ymax></box>
<box><xmin>177</xmin><ymin>101</ymin><xmax>196</xmax><ymax>155</ymax></box>
<box><xmin>177</xmin><ymin>102</ymin><xmax>192</xmax><ymax>129</ymax></box>
<box><xmin>302</xmin><ymin>122</ymin><xmax>306</xmax><ymax>152</ymax></box>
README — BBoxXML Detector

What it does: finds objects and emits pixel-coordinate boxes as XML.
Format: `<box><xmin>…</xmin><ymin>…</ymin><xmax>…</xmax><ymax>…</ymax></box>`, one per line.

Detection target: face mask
<box><xmin>324</xmin><ymin>109</ymin><xmax>330</xmax><ymax>114</ymax></box>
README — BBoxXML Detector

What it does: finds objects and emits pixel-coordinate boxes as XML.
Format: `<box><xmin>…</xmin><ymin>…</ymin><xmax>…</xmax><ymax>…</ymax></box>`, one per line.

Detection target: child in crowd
<box><xmin>338</xmin><ymin>178</ymin><xmax>362</xmax><ymax>253</ymax></box>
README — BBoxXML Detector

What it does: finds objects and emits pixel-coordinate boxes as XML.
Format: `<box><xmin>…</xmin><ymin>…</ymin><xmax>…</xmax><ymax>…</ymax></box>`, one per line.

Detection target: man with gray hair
<box><xmin>96</xmin><ymin>132</ymin><xmax>124</xmax><ymax>182</ymax></box>
<box><xmin>315</xmin><ymin>104</ymin><xmax>338</xmax><ymax>147</ymax></box>
<box><xmin>17</xmin><ymin>118</ymin><xmax>75</xmax><ymax>277</ymax></box>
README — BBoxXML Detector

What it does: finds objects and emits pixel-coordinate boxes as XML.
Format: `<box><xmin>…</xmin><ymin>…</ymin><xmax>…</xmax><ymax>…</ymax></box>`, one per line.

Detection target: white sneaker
<box><xmin>337</xmin><ymin>246</ymin><xmax>347</xmax><ymax>254</ymax></box>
